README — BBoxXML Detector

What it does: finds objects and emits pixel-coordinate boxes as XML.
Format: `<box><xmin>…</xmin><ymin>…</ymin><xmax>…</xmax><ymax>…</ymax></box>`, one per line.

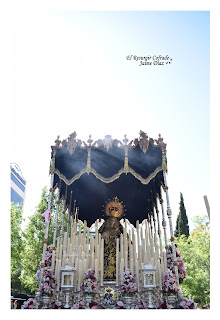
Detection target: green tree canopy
<box><xmin>174</xmin><ymin>193</ymin><xmax>189</xmax><ymax>238</ymax></box>
<box><xmin>175</xmin><ymin>216</ymin><xmax>210</xmax><ymax>307</ymax></box>
<box><xmin>11</xmin><ymin>203</ymin><xmax>24</xmax><ymax>279</ymax></box>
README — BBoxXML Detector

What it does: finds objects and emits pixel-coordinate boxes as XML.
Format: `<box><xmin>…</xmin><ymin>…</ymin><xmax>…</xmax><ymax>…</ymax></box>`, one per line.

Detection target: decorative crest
<box><xmin>139</xmin><ymin>130</ymin><xmax>150</xmax><ymax>153</ymax></box>
<box><xmin>66</xmin><ymin>132</ymin><xmax>78</xmax><ymax>155</ymax></box>
<box><xmin>103</xmin><ymin>135</ymin><xmax>113</xmax><ymax>151</ymax></box>
<box><xmin>155</xmin><ymin>134</ymin><xmax>167</xmax><ymax>153</ymax></box>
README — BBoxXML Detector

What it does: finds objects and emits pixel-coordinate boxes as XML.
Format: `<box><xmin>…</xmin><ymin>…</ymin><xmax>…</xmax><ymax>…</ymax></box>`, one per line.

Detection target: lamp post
<box><xmin>140</xmin><ymin>263</ymin><xmax>156</xmax><ymax>308</ymax></box>
<box><xmin>61</xmin><ymin>264</ymin><xmax>76</xmax><ymax>308</ymax></box>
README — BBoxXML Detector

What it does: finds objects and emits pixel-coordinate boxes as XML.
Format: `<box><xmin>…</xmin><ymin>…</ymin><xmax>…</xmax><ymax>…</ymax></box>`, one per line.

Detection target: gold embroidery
<box><xmin>54</xmin><ymin>165</ymin><xmax>163</xmax><ymax>186</ymax></box>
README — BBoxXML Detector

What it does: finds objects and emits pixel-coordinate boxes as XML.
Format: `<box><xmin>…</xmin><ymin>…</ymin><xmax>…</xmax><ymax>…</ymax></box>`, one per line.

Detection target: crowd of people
<box><xmin>11</xmin><ymin>300</ymin><xmax>18</xmax><ymax>309</ymax></box>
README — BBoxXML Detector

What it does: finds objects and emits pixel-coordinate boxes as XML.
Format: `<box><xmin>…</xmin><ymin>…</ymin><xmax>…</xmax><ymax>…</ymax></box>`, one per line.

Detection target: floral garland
<box><xmin>134</xmin><ymin>301</ymin><xmax>148</xmax><ymax>309</ymax></box>
<box><xmin>162</xmin><ymin>269</ymin><xmax>179</xmax><ymax>295</ymax></box>
<box><xmin>114</xmin><ymin>301</ymin><xmax>126</xmax><ymax>309</ymax></box>
<box><xmin>49</xmin><ymin>301</ymin><xmax>62</xmax><ymax>309</ymax></box>
<box><xmin>72</xmin><ymin>301</ymin><xmax>86</xmax><ymax>309</ymax></box>
<box><xmin>81</xmin><ymin>269</ymin><xmax>98</xmax><ymax>294</ymax></box>
<box><xmin>177</xmin><ymin>298</ymin><xmax>196</xmax><ymax>309</ymax></box>
<box><xmin>35</xmin><ymin>246</ymin><xmax>54</xmax><ymax>284</ymax></box>
<box><xmin>120</xmin><ymin>269</ymin><xmax>137</xmax><ymax>296</ymax></box>
<box><xmin>166</xmin><ymin>244</ymin><xmax>186</xmax><ymax>282</ymax></box>
<box><xmin>21</xmin><ymin>298</ymin><xmax>36</xmax><ymax>309</ymax></box>
<box><xmin>38</xmin><ymin>268</ymin><xmax>56</xmax><ymax>296</ymax></box>
<box><xmin>157</xmin><ymin>299</ymin><xmax>172</xmax><ymax>309</ymax></box>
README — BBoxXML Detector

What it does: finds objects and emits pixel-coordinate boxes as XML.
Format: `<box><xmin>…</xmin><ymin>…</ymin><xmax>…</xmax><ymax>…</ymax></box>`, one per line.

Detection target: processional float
<box><xmin>34</xmin><ymin>131</ymin><xmax>183</xmax><ymax>309</ymax></box>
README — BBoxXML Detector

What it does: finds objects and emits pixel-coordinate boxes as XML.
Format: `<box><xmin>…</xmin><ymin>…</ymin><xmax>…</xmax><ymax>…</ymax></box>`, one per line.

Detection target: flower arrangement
<box><xmin>72</xmin><ymin>301</ymin><xmax>86</xmax><ymax>309</ymax></box>
<box><xmin>36</xmin><ymin>246</ymin><xmax>55</xmax><ymax>284</ymax></box>
<box><xmin>49</xmin><ymin>301</ymin><xmax>62</xmax><ymax>309</ymax></box>
<box><xmin>157</xmin><ymin>299</ymin><xmax>172</xmax><ymax>309</ymax></box>
<box><xmin>114</xmin><ymin>301</ymin><xmax>126</xmax><ymax>309</ymax></box>
<box><xmin>21</xmin><ymin>298</ymin><xmax>36</xmax><ymax>309</ymax></box>
<box><xmin>81</xmin><ymin>269</ymin><xmax>98</xmax><ymax>295</ymax></box>
<box><xmin>166</xmin><ymin>244</ymin><xmax>186</xmax><ymax>282</ymax></box>
<box><xmin>38</xmin><ymin>268</ymin><xmax>56</xmax><ymax>296</ymax></box>
<box><xmin>162</xmin><ymin>269</ymin><xmax>179</xmax><ymax>295</ymax></box>
<box><xmin>178</xmin><ymin>298</ymin><xmax>196</xmax><ymax>309</ymax></box>
<box><xmin>134</xmin><ymin>301</ymin><xmax>148</xmax><ymax>309</ymax></box>
<box><xmin>120</xmin><ymin>269</ymin><xmax>137</xmax><ymax>296</ymax></box>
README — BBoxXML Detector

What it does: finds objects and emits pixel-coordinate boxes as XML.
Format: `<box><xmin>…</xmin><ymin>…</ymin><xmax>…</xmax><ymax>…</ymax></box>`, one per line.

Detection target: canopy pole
<box><xmin>155</xmin><ymin>199</ymin><xmax>163</xmax><ymax>259</ymax></box>
<box><xmin>159</xmin><ymin>189</ymin><xmax>168</xmax><ymax>249</ymax></box>
<box><xmin>59</xmin><ymin>198</ymin><xmax>66</xmax><ymax>259</ymax></box>
<box><xmin>39</xmin><ymin>172</ymin><xmax>54</xmax><ymax>286</ymax></box>
<box><xmin>162</xmin><ymin>155</ymin><xmax>180</xmax><ymax>294</ymax></box>
<box><xmin>52</xmin><ymin>187</ymin><xmax>60</xmax><ymax>249</ymax></box>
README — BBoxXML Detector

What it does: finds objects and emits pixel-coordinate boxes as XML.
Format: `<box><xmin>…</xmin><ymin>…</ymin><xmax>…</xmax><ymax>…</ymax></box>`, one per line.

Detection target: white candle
<box><xmin>51</xmin><ymin>250</ymin><xmax>55</xmax><ymax>271</ymax></box>
<box><xmin>136</xmin><ymin>221</ymin><xmax>141</xmax><ymax>266</ymax></box>
<box><xmin>91</xmin><ymin>252</ymin><xmax>94</xmax><ymax>270</ymax></box>
<box><xmin>74</xmin><ymin>258</ymin><xmax>78</xmax><ymax>290</ymax></box>
<box><xmin>163</xmin><ymin>251</ymin><xmax>167</xmax><ymax>271</ymax></box>
<box><xmin>132</xmin><ymin>229</ymin><xmax>136</xmax><ymax>262</ymax></box>
<box><xmin>95</xmin><ymin>259</ymin><xmax>98</xmax><ymax>280</ymax></box>
<box><xmin>78</xmin><ymin>260</ymin><xmax>82</xmax><ymax>291</ymax></box>
<box><xmin>116</xmin><ymin>238</ymin><xmax>119</xmax><ymax>285</ymax></box>
<box><xmin>62</xmin><ymin>251</ymin><xmax>66</xmax><ymax>268</ymax></box>
<box><xmin>158</xmin><ymin>260</ymin><xmax>162</xmax><ymax>288</ymax></box>
<box><xmin>63</xmin><ymin>232</ymin><xmax>67</xmax><ymax>255</ymax></box>
<box><xmin>125</xmin><ymin>250</ymin><xmax>128</xmax><ymax>270</ymax></box>
<box><xmin>56</xmin><ymin>237</ymin><xmax>59</xmax><ymax>258</ymax></box>
<box><xmin>130</xmin><ymin>258</ymin><xmax>134</xmax><ymax>275</ymax></box>
<box><xmin>120</xmin><ymin>258</ymin><xmax>124</xmax><ymax>276</ymax></box>
<box><xmin>120</xmin><ymin>234</ymin><xmax>124</xmax><ymax>261</ymax></box>
<box><xmin>134</xmin><ymin>258</ymin><xmax>139</xmax><ymax>290</ymax></box>
<box><xmin>100</xmin><ymin>239</ymin><xmax>104</xmax><ymax>286</ymax></box>
<box><xmin>56</xmin><ymin>260</ymin><xmax>61</xmax><ymax>290</ymax></box>
<box><xmin>55</xmin><ymin>258</ymin><xmax>58</xmax><ymax>278</ymax></box>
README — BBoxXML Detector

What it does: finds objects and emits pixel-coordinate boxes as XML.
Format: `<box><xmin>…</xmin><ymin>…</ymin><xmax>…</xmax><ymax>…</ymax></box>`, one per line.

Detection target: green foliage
<box><xmin>174</xmin><ymin>193</ymin><xmax>189</xmax><ymax>238</ymax></box>
<box><xmin>19</xmin><ymin>187</ymin><xmax>60</xmax><ymax>294</ymax></box>
<box><xmin>11</xmin><ymin>203</ymin><xmax>24</xmax><ymax>281</ymax></box>
<box><xmin>175</xmin><ymin>218</ymin><xmax>210</xmax><ymax>307</ymax></box>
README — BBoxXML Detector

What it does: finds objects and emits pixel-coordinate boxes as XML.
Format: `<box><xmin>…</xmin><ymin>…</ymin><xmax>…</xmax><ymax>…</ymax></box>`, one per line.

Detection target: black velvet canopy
<box><xmin>50</xmin><ymin>131</ymin><xmax>167</xmax><ymax>227</ymax></box>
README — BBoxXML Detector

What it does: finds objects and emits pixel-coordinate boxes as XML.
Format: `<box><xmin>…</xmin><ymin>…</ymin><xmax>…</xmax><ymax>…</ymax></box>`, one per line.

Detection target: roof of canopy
<box><xmin>50</xmin><ymin>130</ymin><xmax>167</xmax><ymax>227</ymax></box>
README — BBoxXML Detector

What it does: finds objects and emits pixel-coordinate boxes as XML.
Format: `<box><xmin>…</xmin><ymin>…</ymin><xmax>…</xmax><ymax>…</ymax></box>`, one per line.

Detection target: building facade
<box><xmin>10</xmin><ymin>163</ymin><xmax>26</xmax><ymax>210</ymax></box>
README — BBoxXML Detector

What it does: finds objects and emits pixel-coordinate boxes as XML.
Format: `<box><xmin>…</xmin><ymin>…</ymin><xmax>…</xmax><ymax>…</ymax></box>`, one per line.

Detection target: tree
<box><xmin>11</xmin><ymin>204</ymin><xmax>25</xmax><ymax>294</ymax></box>
<box><xmin>175</xmin><ymin>216</ymin><xmax>210</xmax><ymax>307</ymax></box>
<box><xmin>19</xmin><ymin>187</ymin><xmax>61</xmax><ymax>294</ymax></box>
<box><xmin>174</xmin><ymin>193</ymin><xmax>189</xmax><ymax>238</ymax></box>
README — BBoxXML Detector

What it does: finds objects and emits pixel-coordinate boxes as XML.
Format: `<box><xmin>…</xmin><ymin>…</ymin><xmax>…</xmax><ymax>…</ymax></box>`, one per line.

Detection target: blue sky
<box><xmin>10</xmin><ymin>11</ymin><xmax>210</xmax><ymax>231</ymax></box>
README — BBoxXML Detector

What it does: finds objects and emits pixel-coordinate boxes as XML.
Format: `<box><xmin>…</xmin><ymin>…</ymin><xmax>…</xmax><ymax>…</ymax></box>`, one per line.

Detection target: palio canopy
<box><xmin>50</xmin><ymin>131</ymin><xmax>167</xmax><ymax>227</ymax></box>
